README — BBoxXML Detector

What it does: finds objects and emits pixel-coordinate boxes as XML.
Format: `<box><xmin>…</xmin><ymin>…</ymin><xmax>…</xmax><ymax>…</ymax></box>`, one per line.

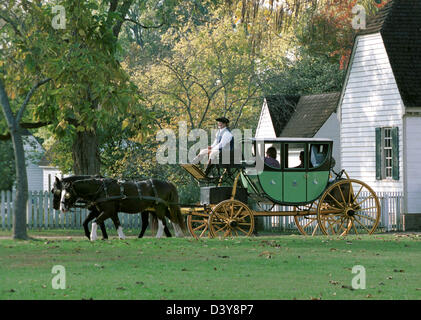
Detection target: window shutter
<box><xmin>392</xmin><ymin>127</ymin><xmax>399</xmax><ymax>180</ymax></box>
<box><xmin>375</xmin><ymin>128</ymin><xmax>382</xmax><ymax>180</ymax></box>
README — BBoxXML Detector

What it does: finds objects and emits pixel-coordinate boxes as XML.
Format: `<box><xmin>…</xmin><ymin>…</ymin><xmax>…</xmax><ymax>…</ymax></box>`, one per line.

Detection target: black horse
<box><xmin>58</xmin><ymin>177</ymin><xmax>186</xmax><ymax>240</ymax></box>
<box><xmin>52</xmin><ymin>176</ymin><xmax>172</xmax><ymax>240</ymax></box>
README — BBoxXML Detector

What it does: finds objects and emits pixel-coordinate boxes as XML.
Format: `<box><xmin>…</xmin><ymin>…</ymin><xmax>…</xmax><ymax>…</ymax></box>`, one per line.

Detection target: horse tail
<box><xmin>168</xmin><ymin>182</ymin><xmax>187</xmax><ymax>235</ymax></box>
<box><xmin>149</xmin><ymin>213</ymin><xmax>158</xmax><ymax>237</ymax></box>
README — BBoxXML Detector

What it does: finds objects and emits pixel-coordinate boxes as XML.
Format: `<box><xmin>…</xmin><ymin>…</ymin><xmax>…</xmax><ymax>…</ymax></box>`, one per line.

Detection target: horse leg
<box><xmin>92</xmin><ymin>210</ymin><xmax>114</xmax><ymax>242</ymax></box>
<box><xmin>149</xmin><ymin>213</ymin><xmax>158</xmax><ymax>237</ymax></box>
<box><xmin>138</xmin><ymin>211</ymin><xmax>149</xmax><ymax>238</ymax></box>
<box><xmin>110</xmin><ymin>213</ymin><xmax>125</xmax><ymax>240</ymax></box>
<box><xmin>163</xmin><ymin>218</ymin><xmax>172</xmax><ymax>238</ymax></box>
<box><xmin>155</xmin><ymin>205</ymin><xmax>171</xmax><ymax>238</ymax></box>
<box><xmin>156</xmin><ymin>219</ymin><xmax>165</xmax><ymax>238</ymax></box>
<box><xmin>90</xmin><ymin>220</ymin><xmax>99</xmax><ymax>241</ymax></box>
<box><xmin>83</xmin><ymin>211</ymin><xmax>97</xmax><ymax>240</ymax></box>
<box><xmin>171</xmin><ymin>221</ymin><xmax>184</xmax><ymax>238</ymax></box>
<box><xmin>98</xmin><ymin>221</ymin><xmax>108</xmax><ymax>240</ymax></box>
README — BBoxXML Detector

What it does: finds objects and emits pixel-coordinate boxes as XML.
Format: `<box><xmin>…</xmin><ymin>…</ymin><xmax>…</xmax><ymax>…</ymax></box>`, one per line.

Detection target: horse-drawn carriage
<box><xmin>53</xmin><ymin>137</ymin><xmax>381</xmax><ymax>240</ymax></box>
<box><xmin>181</xmin><ymin>137</ymin><xmax>381</xmax><ymax>238</ymax></box>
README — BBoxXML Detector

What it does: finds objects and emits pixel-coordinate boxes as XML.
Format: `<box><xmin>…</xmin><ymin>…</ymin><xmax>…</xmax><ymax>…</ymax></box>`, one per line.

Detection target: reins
<box><xmin>74</xmin><ymin>178</ymin><xmax>172</xmax><ymax>209</ymax></box>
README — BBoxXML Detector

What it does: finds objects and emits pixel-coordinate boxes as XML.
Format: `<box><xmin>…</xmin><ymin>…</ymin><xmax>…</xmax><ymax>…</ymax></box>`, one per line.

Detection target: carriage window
<box><xmin>285</xmin><ymin>143</ymin><xmax>305</xmax><ymax>169</ymax></box>
<box><xmin>309</xmin><ymin>144</ymin><xmax>329</xmax><ymax>168</ymax></box>
<box><xmin>264</xmin><ymin>143</ymin><xmax>281</xmax><ymax>168</ymax></box>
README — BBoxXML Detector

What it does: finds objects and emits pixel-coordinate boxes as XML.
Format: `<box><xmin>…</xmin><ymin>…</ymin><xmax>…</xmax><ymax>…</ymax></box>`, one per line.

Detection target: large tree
<box><xmin>132</xmin><ymin>11</ymin><xmax>262</xmax><ymax>131</ymax></box>
<box><xmin>0</xmin><ymin>0</ymin><xmax>156</xmax><ymax>238</ymax></box>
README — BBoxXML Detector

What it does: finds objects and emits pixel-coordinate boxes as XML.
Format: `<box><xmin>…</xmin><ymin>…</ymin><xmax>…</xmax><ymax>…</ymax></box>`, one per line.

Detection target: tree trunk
<box><xmin>10</xmin><ymin>129</ymin><xmax>28</xmax><ymax>239</ymax></box>
<box><xmin>72</xmin><ymin>128</ymin><xmax>101</xmax><ymax>175</ymax></box>
<box><xmin>0</xmin><ymin>79</ymin><xmax>28</xmax><ymax>240</ymax></box>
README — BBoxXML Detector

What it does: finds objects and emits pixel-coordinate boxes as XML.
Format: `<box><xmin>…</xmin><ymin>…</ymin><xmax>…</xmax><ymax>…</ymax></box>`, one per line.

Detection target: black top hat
<box><xmin>215</xmin><ymin>117</ymin><xmax>229</xmax><ymax>124</ymax></box>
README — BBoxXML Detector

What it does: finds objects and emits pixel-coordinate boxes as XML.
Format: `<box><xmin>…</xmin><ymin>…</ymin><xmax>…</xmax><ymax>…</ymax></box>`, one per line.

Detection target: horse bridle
<box><xmin>61</xmin><ymin>180</ymin><xmax>106</xmax><ymax>211</ymax></box>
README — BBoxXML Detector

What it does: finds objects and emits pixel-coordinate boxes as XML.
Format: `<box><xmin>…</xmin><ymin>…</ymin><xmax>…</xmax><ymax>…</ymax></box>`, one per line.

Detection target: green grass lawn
<box><xmin>1</xmin><ymin>231</ymin><xmax>421</xmax><ymax>300</ymax></box>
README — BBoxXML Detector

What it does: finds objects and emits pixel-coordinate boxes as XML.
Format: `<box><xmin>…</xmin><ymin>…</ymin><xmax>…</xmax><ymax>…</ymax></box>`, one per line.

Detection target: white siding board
<box><xmin>26</xmin><ymin>165</ymin><xmax>43</xmax><ymax>192</ymax></box>
<box><xmin>349</xmin><ymin>65</ymin><xmax>397</xmax><ymax>74</ymax></box>
<box><xmin>347</xmin><ymin>74</ymin><xmax>396</xmax><ymax>86</ymax></box>
<box><xmin>343</xmin><ymin>86</ymin><xmax>401</xmax><ymax>96</ymax></box>
<box><xmin>346</xmin><ymin>77</ymin><xmax>397</xmax><ymax>88</ymax></box>
<box><xmin>342</xmin><ymin>94</ymin><xmax>402</xmax><ymax>104</ymax></box>
<box><xmin>340</xmin><ymin>33</ymin><xmax>403</xmax><ymax>194</ymax></box>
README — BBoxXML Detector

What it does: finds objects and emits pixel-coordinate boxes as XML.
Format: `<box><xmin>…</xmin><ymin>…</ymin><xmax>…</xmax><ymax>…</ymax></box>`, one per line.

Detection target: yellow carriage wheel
<box><xmin>317</xmin><ymin>179</ymin><xmax>381</xmax><ymax>236</ymax></box>
<box><xmin>209</xmin><ymin>200</ymin><xmax>255</xmax><ymax>238</ymax></box>
<box><xmin>294</xmin><ymin>200</ymin><xmax>326</xmax><ymax>236</ymax></box>
<box><xmin>187</xmin><ymin>212</ymin><xmax>213</xmax><ymax>239</ymax></box>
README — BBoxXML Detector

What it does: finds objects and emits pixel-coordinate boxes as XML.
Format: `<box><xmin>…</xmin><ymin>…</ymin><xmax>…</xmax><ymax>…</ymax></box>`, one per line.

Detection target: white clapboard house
<box><xmin>337</xmin><ymin>0</ymin><xmax>421</xmax><ymax>229</ymax></box>
<box><xmin>255</xmin><ymin>93</ymin><xmax>341</xmax><ymax>172</ymax></box>
<box><xmin>22</xmin><ymin>130</ymin><xmax>62</xmax><ymax>192</ymax></box>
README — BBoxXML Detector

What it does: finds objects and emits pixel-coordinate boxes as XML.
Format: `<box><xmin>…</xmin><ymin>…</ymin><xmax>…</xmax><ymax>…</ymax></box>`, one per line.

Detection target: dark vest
<box><xmin>217</xmin><ymin>128</ymin><xmax>234</xmax><ymax>151</ymax></box>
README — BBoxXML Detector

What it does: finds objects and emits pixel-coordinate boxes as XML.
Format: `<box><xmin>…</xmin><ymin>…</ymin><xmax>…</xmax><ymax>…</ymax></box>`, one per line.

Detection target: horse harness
<box><xmin>85</xmin><ymin>178</ymin><xmax>169</xmax><ymax>210</ymax></box>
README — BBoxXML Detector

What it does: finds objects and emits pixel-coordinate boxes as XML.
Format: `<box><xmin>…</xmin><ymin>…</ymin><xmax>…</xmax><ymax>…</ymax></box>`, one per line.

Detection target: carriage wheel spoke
<box><xmin>334</xmin><ymin>217</ymin><xmax>347</xmax><ymax>233</ymax></box>
<box><xmin>191</xmin><ymin>219</ymin><xmax>206</xmax><ymax>223</ymax></box>
<box><xmin>193</xmin><ymin>222</ymin><xmax>207</xmax><ymax>231</ymax></box>
<box><xmin>337</xmin><ymin>185</ymin><xmax>346</xmax><ymax>206</ymax></box>
<box><xmin>236</xmin><ymin>225</ymin><xmax>249</xmax><ymax>234</ymax></box>
<box><xmin>339</xmin><ymin>219</ymin><xmax>352</xmax><ymax>236</ymax></box>
<box><xmin>311</xmin><ymin>223</ymin><xmax>320</xmax><ymax>236</ymax></box>
<box><xmin>214</xmin><ymin>213</ymin><xmax>227</xmax><ymax>221</ymax></box>
<box><xmin>324</xmin><ymin>205</ymin><xmax>345</xmax><ymax>214</ymax></box>
<box><xmin>353</xmin><ymin>216</ymin><xmax>373</xmax><ymax>233</ymax></box>
<box><xmin>214</xmin><ymin>224</ymin><xmax>228</xmax><ymax>234</ymax></box>
<box><xmin>222</xmin><ymin>206</ymin><xmax>230</xmax><ymax>217</ymax></box>
<box><xmin>326</xmin><ymin>191</ymin><xmax>345</xmax><ymax>209</ymax></box>
<box><xmin>348</xmin><ymin>182</ymin><xmax>354</xmax><ymax>204</ymax></box>
<box><xmin>232</xmin><ymin>206</ymin><xmax>244</xmax><ymax>219</ymax></box>
<box><xmin>352</xmin><ymin>185</ymin><xmax>364</xmax><ymax>206</ymax></box>
<box><xmin>354</xmin><ymin>213</ymin><xmax>377</xmax><ymax>222</ymax></box>
<box><xmin>326</xmin><ymin>219</ymin><xmax>337</xmax><ymax>235</ymax></box>
<box><xmin>199</xmin><ymin>224</ymin><xmax>208</xmax><ymax>238</ymax></box>
<box><xmin>224</xmin><ymin>228</ymin><xmax>232</xmax><ymax>237</ymax></box>
<box><xmin>303</xmin><ymin>218</ymin><xmax>317</xmax><ymax>229</ymax></box>
<box><xmin>329</xmin><ymin>216</ymin><xmax>346</xmax><ymax>232</ymax></box>
<box><xmin>229</xmin><ymin>204</ymin><xmax>234</xmax><ymax>217</ymax></box>
<box><xmin>354</xmin><ymin>196</ymin><xmax>373</xmax><ymax>208</ymax></box>
<box><xmin>354</xmin><ymin>206</ymin><xmax>378</xmax><ymax>212</ymax></box>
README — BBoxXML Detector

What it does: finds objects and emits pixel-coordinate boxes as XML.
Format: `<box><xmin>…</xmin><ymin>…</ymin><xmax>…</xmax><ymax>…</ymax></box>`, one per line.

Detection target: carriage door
<box><xmin>307</xmin><ymin>143</ymin><xmax>331</xmax><ymax>201</ymax></box>
<box><xmin>283</xmin><ymin>143</ymin><xmax>307</xmax><ymax>203</ymax></box>
<box><xmin>258</xmin><ymin>142</ymin><xmax>283</xmax><ymax>202</ymax></box>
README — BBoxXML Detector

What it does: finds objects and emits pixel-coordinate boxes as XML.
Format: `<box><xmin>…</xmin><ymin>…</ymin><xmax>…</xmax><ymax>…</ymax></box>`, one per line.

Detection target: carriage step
<box><xmin>180</xmin><ymin>164</ymin><xmax>207</xmax><ymax>180</ymax></box>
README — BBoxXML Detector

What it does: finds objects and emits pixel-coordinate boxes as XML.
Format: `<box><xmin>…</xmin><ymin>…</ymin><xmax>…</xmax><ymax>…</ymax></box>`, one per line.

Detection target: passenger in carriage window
<box><xmin>295</xmin><ymin>151</ymin><xmax>305</xmax><ymax>168</ymax></box>
<box><xmin>264</xmin><ymin>147</ymin><xmax>280</xmax><ymax>168</ymax></box>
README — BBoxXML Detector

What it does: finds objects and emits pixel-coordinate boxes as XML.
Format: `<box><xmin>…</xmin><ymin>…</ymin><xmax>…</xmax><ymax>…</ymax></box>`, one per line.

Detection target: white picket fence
<box><xmin>259</xmin><ymin>191</ymin><xmax>404</xmax><ymax>233</ymax></box>
<box><xmin>0</xmin><ymin>190</ymin><xmax>404</xmax><ymax>232</ymax></box>
<box><xmin>0</xmin><ymin>190</ymin><xmax>144</xmax><ymax>230</ymax></box>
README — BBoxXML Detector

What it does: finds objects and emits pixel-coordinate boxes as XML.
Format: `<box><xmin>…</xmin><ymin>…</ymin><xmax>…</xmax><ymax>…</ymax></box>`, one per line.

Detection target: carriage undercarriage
<box><xmin>180</xmin><ymin>152</ymin><xmax>381</xmax><ymax>239</ymax></box>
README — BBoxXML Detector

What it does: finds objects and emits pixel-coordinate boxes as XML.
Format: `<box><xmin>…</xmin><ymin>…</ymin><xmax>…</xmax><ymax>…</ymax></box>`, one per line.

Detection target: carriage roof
<box><xmin>249</xmin><ymin>137</ymin><xmax>333</xmax><ymax>143</ymax></box>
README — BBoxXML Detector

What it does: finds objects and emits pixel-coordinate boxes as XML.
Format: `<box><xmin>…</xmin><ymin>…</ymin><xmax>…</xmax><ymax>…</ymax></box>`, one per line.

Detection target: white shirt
<box><xmin>211</xmin><ymin>127</ymin><xmax>233</xmax><ymax>152</ymax></box>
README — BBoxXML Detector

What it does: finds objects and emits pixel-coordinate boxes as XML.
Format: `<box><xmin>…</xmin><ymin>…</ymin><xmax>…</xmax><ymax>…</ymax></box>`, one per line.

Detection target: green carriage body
<box><xmin>240</xmin><ymin>138</ymin><xmax>333</xmax><ymax>206</ymax></box>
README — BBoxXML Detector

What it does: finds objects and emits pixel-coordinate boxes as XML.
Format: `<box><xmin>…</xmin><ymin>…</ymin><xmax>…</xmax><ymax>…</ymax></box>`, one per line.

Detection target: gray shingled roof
<box><xmin>265</xmin><ymin>95</ymin><xmax>300</xmax><ymax>136</ymax></box>
<box><xmin>358</xmin><ymin>0</ymin><xmax>421</xmax><ymax>107</ymax></box>
<box><xmin>279</xmin><ymin>92</ymin><xmax>340</xmax><ymax>138</ymax></box>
